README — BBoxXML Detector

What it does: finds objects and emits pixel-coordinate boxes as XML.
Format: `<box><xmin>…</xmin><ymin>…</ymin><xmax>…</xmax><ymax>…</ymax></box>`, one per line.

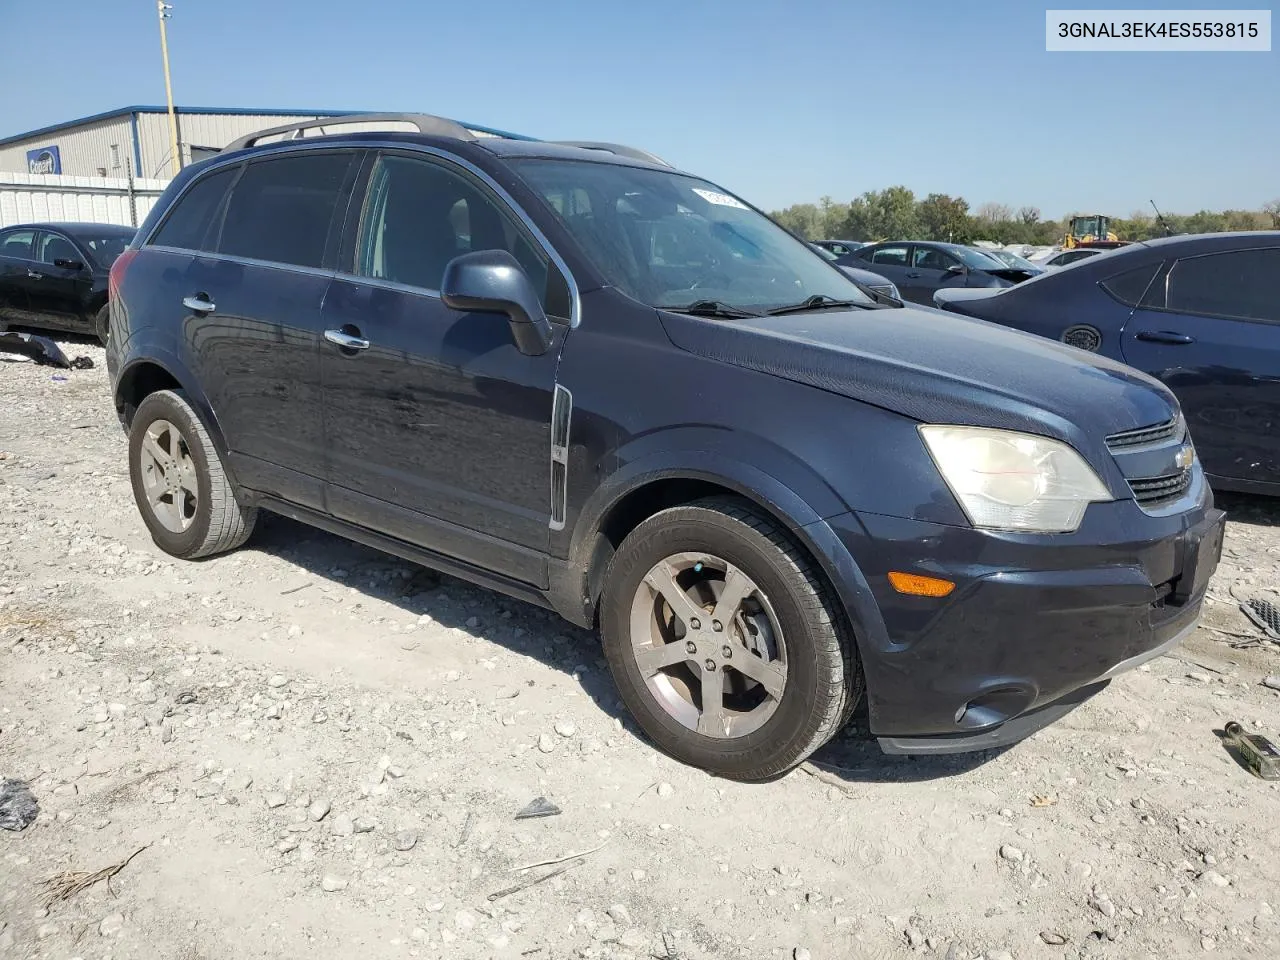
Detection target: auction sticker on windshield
<box><xmin>693</xmin><ymin>188</ymin><xmax>749</xmax><ymax>209</ymax></box>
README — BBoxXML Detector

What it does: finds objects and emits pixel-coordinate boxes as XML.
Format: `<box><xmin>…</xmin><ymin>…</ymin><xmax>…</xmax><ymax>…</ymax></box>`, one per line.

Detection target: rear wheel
<box><xmin>128</xmin><ymin>389</ymin><xmax>257</xmax><ymax>559</ymax></box>
<box><xmin>600</xmin><ymin>496</ymin><xmax>861</xmax><ymax>781</ymax></box>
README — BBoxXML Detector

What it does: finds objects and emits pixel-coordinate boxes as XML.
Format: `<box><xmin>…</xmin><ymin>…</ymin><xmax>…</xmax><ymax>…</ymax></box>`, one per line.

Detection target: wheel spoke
<box><xmin>142</xmin><ymin>433</ymin><xmax>166</xmax><ymax>467</ymax></box>
<box><xmin>166</xmin><ymin>427</ymin><xmax>183</xmax><ymax>460</ymax></box>
<box><xmin>634</xmin><ymin>641</ymin><xmax>693</xmax><ymax>676</ymax></box>
<box><xmin>697</xmin><ymin>665</ymin><xmax>728</xmax><ymax>737</ymax></box>
<box><xmin>711</xmin><ymin>564</ymin><xmax>753</xmax><ymax>625</ymax></box>
<box><xmin>732</xmin><ymin>651</ymin><xmax>787</xmax><ymax>698</ymax></box>
<box><xmin>643</xmin><ymin>560</ymin><xmax>705</xmax><ymax>630</ymax></box>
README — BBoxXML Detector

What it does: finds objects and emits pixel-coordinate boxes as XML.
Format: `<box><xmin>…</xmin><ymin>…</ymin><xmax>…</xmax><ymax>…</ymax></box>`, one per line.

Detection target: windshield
<box><xmin>949</xmin><ymin>246</ymin><xmax>1006</xmax><ymax>270</ymax></box>
<box><xmin>513</xmin><ymin>159</ymin><xmax>875</xmax><ymax>311</ymax></box>
<box><xmin>985</xmin><ymin>249</ymin><xmax>1039</xmax><ymax>270</ymax></box>
<box><xmin>76</xmin><ymin>232</ymin><xmax>134</xmax><ymax>268</ymax></box>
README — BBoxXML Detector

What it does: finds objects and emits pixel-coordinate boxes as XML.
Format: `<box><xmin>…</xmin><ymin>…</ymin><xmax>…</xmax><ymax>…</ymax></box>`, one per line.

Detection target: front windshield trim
<box><xmin>510</xmin><ymin>157</ymin><xmax>877</xmax><ymax>315</ymax></box>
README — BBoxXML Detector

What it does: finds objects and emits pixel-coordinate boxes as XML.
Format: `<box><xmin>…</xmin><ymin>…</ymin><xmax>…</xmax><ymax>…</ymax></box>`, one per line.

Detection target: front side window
<box><xmin>36</xmin><ymin>232</ymin><xmax>81</xmax><ymax>265</ymax></box>
<box><xmin>355</xmin><ymin>154</ymin><xmax>561</xmax><ymax>314</ymax></box>
<box><xmin>151</xmin><ymin>166</ymin><xmax>238</xmax><ymax>252</ymax></box>
<box><xmin>77</xmin><ymin>232</ymin><xmax>134</xmax><ymax>268</ymax></box>
<box><xmin>0</xmin><ymin>229</ymin><xmax>36</xmax><ymax>259</ymax></box>
<box><xmin>1163</xmin><ymin>248</ymin><xmax>1280</xmax><ymax>323</ymax></box>
<box><xmin>912</xmin><ymin>246</ymin><xmax>959</xmax><ymax>271</ymax></box>
<box><xmin>514</xmin><ymin>159</ymin><xmax>874</xmax><ymax>311</ymax></box>
<box><xmin>219</xmin><ymin>152</ymin><xmax>354</xmax><ymax>269</ymax></box>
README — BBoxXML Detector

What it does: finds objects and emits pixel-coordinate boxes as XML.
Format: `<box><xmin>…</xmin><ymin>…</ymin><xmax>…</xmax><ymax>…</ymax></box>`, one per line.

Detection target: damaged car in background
<box><xmin>840</xmin><ymin>240</ymin><xmax>1041</xmax><ymax>305</ymax></box>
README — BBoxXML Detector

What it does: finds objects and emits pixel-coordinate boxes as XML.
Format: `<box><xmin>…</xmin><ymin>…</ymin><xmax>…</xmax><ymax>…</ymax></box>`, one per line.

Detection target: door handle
<box><xmin>27</xmin><ymin>269</ymin><xmax>43</xmax><ymax>280</ymax></box>
<box><xmin>1135</xmin><ymin>330</ymin><xmax>1194</xmax><ymax>345</ymax></box>
<box><xmin>182</xmin><ymin>294</ymin><xmax>216</xmax><ymax>314</ymax></box>
<box><xmin>324</xmin><ymin>328</ymin><xmax>370</xmax><ymax>350</ymax></box>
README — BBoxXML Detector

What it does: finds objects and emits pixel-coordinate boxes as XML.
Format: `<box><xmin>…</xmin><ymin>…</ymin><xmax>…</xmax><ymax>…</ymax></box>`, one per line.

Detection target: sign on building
<box><xmin>26</xmin><ymin>146</ymin><xmax>62</xmax><ymax>175</ymax></box>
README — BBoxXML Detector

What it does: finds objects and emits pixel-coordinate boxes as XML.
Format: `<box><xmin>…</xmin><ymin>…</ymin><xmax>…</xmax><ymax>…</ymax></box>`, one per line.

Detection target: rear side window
<box><xmin>219</xmin><ymin>153</ymin><xmax>354</xmax><ymax>269</ymax></box>
<box><xmin>151</xmin><ymin>167</ymin><xmax>237</xmax><ymax>251</ymax></box>
<box><xmin>1099</xmin><ymin>262</ymin><xmax>1160</xmax><ymax>306</ymax></box>
<box><xmin>868</xmin><ymin>245</ymin><xmax>908</xmax><ymax>266</ymax></box>
<box><xmin>0</xmin><ymin>229</ymin><xmax>35</xmax><ymax>259</ymax></box>
<box><xmin>1164</xmin><ymin>248</ymin><xmax>1280</xmax><ymax>323</ymax></box>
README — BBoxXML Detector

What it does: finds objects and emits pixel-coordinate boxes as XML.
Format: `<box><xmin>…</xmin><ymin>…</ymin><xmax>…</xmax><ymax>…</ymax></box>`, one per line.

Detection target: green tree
<box><xmin>916</xmin><ymin>193</ymin><xmax>970</xmax><ymax>242</ymax></box>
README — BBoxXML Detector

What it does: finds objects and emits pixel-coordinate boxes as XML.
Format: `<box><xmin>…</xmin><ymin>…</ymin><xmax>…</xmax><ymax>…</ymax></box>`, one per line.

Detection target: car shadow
<box><xmin>1215</xmin><ymin>490</ymin><xmax>1280</xmax><ymax>528</ymax></box>
<box><xmin>242</xmin><ymin>513</ymin><xmax>1010</xmax><ymax>784</ymax></box>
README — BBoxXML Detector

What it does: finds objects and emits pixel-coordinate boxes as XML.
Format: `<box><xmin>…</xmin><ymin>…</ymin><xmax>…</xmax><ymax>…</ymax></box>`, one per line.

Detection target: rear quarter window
<box><xmin>150</xmin><ymin>166</ymin><xmax>238</xmax><ymax>251</ymax></box>
<box><xmin>1098</xmin><ymin>262</ymin><xmax>1161</xmax><ymax>307</ymax></box>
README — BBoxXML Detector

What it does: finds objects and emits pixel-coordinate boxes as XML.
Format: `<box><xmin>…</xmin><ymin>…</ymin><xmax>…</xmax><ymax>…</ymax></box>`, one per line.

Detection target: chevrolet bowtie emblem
<box><xmin>1175</xmin><ymin>445</ymin><xmax>1195</xmax><ymax>470</ymax></box>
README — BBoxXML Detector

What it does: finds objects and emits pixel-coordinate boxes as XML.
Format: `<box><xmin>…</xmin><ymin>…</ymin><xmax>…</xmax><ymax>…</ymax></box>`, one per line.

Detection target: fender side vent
<box><xmin>549</xmin><ymin>385</ymin><xmax>572</xmax><ymax>531</ymax></box>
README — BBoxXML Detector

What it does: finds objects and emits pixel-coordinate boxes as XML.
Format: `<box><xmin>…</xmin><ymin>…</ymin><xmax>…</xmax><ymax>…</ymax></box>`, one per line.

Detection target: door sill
<box><xmin>250</xmin><ymin>495</ymin><xmax>554</xmax><ymax>612</ymax></box>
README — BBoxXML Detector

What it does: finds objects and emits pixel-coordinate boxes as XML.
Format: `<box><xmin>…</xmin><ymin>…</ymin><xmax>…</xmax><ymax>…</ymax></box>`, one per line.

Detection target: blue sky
<box><xmin>1</xmin><ymin>0</ymin><xmax>1275</xmax><ymax>216</ymax></box>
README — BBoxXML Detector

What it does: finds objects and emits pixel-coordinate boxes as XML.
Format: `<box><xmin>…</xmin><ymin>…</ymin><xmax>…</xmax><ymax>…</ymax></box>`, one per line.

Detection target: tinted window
<box><xmin>76</xmin><ymin>232</ymin><xmax>134</xmax><ymax>268</ymax></box>
<box><xmin>219</xmin><ymin>153</ymin><xmax>354</xmax><ymax>268</ymax></box>
<box><xmin>36</xmin><ymin>232</ymin><xmax>81</xmax><ymax>265</ymax></box>
<box><xmin>1099</xmin><ymin>262</ymin><xmax>1160</xmax><ymax>306</ymax></box>
<box><xmin>913</xmin><ymin>246</ymin><xmax>958</xmax><ymax>270</ymax></box>
<box><xmin>355</xmin><ymin>154</ymin><xmax>564</xmax><ymax>314</ymax></box>
<box><xmin>151</xmin><ymin>166</ymin><xmax>237</xmax><ymax>251</ymax></box>
<box><xmin>869</xmin><ymin>245</ymin><xmax>908</xmax><ymax>266</ymax></box>
<box><xmin>0</xmin><ymin>229</ymin><xmax>35</xmax><ymax>259</ymax></box>
<box><xmin>1164</xmin><ymin>248</ymin><xmax>1280</xmax><ymax>323</ymax></box>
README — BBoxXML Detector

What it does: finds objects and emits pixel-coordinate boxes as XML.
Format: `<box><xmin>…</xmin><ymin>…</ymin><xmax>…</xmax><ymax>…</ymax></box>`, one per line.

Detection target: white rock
<box><xmin>264</xmin><ymin>792</ymin><xmax>287</xmax><ymax>809</ymax></box>
<box><xmin>794</xmin><ymin>949</ymin><xmax>812</xmax><ymax>960</ymax></box>
<box><xmin>330</xmin><ymin>814</ymin><xmax>355</xmax><ymax>837</ymax></box>
<box><xmin>1000</xmin><ymin>845</ymin><xmax>1024</xmax><ymax>862</ymax></box>
<box><xmin>455</xmin><ymin>910</ymin><xmax>477</xmax><ymax>931</ymax></box>
<box><xmin>657</xmin><ymin>782</ymin><xmax>675</xmax><ymax>798</ymax></box>
<box><xmin>1200</xmin><ymin>870</ymin><xmax>1230</xmax><ymax>887</ymax></box>
<box><xmin>320</xmin><ymin>874</ymin><xmax>348</xmax><ymax>892</ymax></box>
<box><xmin>554</xmin><ymin>719</ymin><xmax>577</xmax><ymax>738</ymax></box>
<box><xmin>267</xmin><ymin>675</ymin><xmax>288</xmax><ymax>688</ymax></box>
<box><xmin>308</xmin><ymin>799</ymin><xmax>331</xmax><ymax>822</ymax></box>
<box><xmin>607</xmin><ymin>904</ymin><xmax>632</xmax><ymax>925</ymax></box>
<box><xmin>98</xmin><ymin>913</ymin><xmax>124</xmax><ymax>937</ymax></box>
<box><xmin>538</xmin><ymin>733</ymin><xmax>556</xmax><ymax>753</ymax></box>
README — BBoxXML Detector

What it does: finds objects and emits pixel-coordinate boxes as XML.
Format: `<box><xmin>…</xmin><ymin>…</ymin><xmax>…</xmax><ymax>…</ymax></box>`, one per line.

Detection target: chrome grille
<box><xmin>1128</xmin><ymin>470</ymin><xmax>1193</xmax><ymax>506</ymax></box>
<box><xmin>1105</xmin><ymin>417</ymin><xmax>1181</xmax><ymax>451</ymax></box>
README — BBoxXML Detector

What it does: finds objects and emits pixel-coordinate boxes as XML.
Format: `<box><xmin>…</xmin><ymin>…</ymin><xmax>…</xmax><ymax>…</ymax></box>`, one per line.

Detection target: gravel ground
<box><xmin>2</xmin><ymin>334</ymin><xmax>1279</xmax><ymax>960</ymax></box>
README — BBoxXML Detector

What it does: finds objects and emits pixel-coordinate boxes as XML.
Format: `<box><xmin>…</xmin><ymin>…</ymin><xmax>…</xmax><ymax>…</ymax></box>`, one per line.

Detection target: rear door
<box><xmin>856</xmin><ymin>244</ymin><xmax>911</xmax><ymax>295</ymax></box>
<box><xmin>0</xmin><ymin>228</ymin><xmax>36</xmax><ymax>321</ymax></box>
<box><xmin>1120</xmin><ymin>247</ymin><xmax>1280</xmax><ymax>485</ymax></box>
<box><xmin>187</xmin><ymin>150</ymin><xmax>360</xmax><ymax>510</ymax></box>
<box><xmin>29</xmin><ymin>230</ymin><xmax>91</xmax><ymax>330</ymax></box>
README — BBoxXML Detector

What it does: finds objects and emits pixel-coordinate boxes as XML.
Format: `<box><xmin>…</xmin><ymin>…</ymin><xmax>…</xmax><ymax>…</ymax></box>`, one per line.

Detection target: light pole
<box><xmin>156</xmin><ymin>1</ymin><xmax>181</xmax><ymax>177</ymax></box>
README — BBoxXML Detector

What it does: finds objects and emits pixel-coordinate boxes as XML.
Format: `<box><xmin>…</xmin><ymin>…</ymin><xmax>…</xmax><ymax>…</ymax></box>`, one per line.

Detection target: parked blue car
<box><xmin>933</xmin><ymin>232</ymin><xmax>1280</xmax><ymax>493</ymax></box>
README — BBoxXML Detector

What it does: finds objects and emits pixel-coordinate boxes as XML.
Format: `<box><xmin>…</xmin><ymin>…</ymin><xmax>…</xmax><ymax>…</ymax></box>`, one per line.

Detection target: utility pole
<box><xmin>157</xmin><ymin>1</ymin><xmax>181</xmax><ymax>178</ymax></box>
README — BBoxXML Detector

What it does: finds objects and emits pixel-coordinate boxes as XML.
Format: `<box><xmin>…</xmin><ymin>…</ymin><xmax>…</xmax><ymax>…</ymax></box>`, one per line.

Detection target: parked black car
<box><xmin>812</xmin><ymin>239</ymin><xmax>865</xmax><ymax>258</ymax></box>
<box><xmin>0</xmin><ymin>222</ymin><xmax>135</xmax><ymax>344</ymax></box>
<box><xmin>807</xmin><ymin>243</ymin><xmax>902</xmax><ymax>301</ymax></box>
<box><xmin>106</xmin><ymin>114</ymin><xmax>1222</xmax><ymax>780</ymax></box>
<box><xmin>840</xmin><ymin>240</ymin><xmax>1039</xmax><ymax>305</ymax></box>
<box><xmin>934</xmin><ymin>232</ymin><xmax>1280</xmax><ymax>494</ymax></box>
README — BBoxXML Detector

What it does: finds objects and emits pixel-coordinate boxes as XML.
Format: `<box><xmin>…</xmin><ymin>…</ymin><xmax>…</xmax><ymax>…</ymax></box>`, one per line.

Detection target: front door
<box><xmin>903</xmin><ymin>245</ymin><xmax>966</xmax><ymax>305</ymax></box>
<box><xmin>1120</xmin><ymin>246</ymin><xmax>1280</xmax><ymax>485</ymax></box>
<box><xmin>0</xmin><ymin>228</ymin><xmax>36</xmax><ymax>323</ymax></box>
<box><xmin>29</xmin><ymin>231</ymin><xmax>90</xmax><ymax>330</ymax></box>
<box><xmin>320</xmin><ymin>150</ymin><xmax>572</xmax><ymax>586</ymax></box>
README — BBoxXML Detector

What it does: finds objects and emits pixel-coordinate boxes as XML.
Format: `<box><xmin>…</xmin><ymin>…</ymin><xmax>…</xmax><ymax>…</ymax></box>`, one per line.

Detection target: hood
<box><xmin>932</xmin><ymin>287</ymin><xmax>1007</xmax><ymax>309</ymax></box>
<box><xmin>982</xmin><ymin>267</ymin><xmax>1039</xmax><ymax>283</ymax></box>
<box><xmin>658</xmin><ymin>304</ymin><xmax>1178</xmax><ymax>472</ymax></box>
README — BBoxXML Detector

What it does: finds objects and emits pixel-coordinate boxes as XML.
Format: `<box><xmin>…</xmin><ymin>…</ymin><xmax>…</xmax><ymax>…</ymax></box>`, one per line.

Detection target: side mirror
<box><xmin>946</xmin><ymin>263</ymin><xmax>967</xmax><ymax>275</ymax></box>
<box><xmin>54</xmin><ymin>258</ymin><xmax>85</xmax><ymax>271</ymax></box>
<box><xmin>440</xmin><ymin>250</ymin><xmax>553</xmax><ymax>357</ymax></box>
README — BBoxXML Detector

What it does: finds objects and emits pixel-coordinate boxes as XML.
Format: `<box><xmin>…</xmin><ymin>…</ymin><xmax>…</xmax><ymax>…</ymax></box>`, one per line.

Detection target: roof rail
<box><xmin>550</xmin><ymin>141</ymin><xmax>673</xmax><ymax>167</ymax></box>
<box><xmin>223</xmin><ymin>112</ymin><xmax>533</xmax><ymax>152</ymax></box>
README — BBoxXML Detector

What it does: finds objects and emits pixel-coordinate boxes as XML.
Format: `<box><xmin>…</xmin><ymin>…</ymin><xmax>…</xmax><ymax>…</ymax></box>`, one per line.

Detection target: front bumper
<box><xmin>819</xmin><ymin>496</ymin><xmax>1223</xmax><ymax>753</ymax></box>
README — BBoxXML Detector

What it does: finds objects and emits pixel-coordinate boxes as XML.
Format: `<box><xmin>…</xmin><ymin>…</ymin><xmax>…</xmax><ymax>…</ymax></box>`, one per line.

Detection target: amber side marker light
<box><xmin>888</xmin><ymin>571</ymin><xmax>956</xmax><ymax>597</ymax></box>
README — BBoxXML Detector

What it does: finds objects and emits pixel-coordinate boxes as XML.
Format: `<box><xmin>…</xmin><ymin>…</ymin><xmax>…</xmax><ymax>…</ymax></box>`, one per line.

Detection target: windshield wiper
<box><xmin>670</xmin><ymin>300</ymin><xmax>763</xmax><ymax>319</ymax></box>
<box><xmin>766</xmin><ymin>294</ymin><xmax>867</xmax><ymax>316</ymax></box>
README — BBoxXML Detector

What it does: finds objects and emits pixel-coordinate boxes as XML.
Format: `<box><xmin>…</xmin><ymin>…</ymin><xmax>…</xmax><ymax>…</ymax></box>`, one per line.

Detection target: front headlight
<box><xmin>919</xmin><ymin>425</ymin><xmax>1113</xmax><ymax>533</ymax></box>
<box><xmin>887</xmin><ymin>282</ymin><xmax>902</xmax><ymax>301</ymax></box>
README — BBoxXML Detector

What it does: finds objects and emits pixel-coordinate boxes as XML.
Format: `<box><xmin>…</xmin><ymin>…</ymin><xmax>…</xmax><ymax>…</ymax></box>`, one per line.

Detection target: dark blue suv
<box><xmin>105</xmin><ymin>114</ymin><xmax>1224</xmax><ymax>780</ymax></box>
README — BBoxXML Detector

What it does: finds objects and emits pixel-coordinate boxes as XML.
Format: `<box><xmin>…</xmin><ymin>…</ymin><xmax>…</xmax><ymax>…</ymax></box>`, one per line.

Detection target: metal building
<box><xmin>0</xmin><ymin>106</ymin><xmax>354</xmax><ymax>180</ymax></box>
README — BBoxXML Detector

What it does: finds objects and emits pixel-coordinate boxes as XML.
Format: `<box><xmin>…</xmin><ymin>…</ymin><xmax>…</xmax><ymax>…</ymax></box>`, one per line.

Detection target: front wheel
<box><xmin>94</xmin><ymin>303</ymin><xmax>110</xmax><ymax>346</ymax></box>
<box><xmin>599</xmin><ymin>496</ymin><xmax>862</xmax><ymax>781</ymax></box>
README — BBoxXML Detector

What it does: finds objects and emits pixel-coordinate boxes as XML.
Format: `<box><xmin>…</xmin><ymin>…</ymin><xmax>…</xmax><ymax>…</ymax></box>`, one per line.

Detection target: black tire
<box><xmin>599</xmin><ymin>496</ymin><xmax>862</xmax><ymax>781</ymax></box>
<box><xmin>128</xmin><ymin>389</ymin><xmax>257</xmax><ymax>559</ymax></box>
<box><xmin>94</xmin><ymin>303</ymin><xmax>110</xmax><ymax>346</ymax></box>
